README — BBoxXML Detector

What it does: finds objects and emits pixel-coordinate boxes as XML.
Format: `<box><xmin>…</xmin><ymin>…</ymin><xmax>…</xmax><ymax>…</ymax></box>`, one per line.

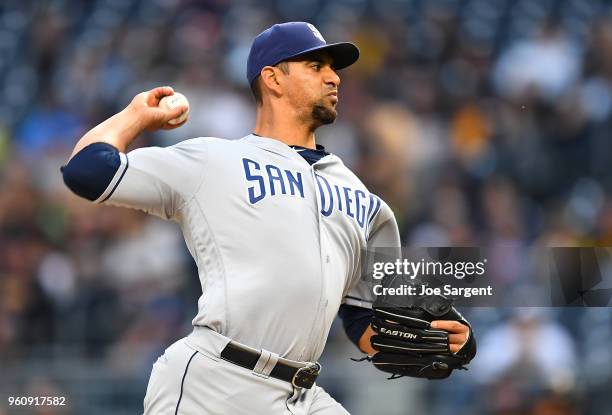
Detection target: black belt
<box><xmin>220</xmin><ymin>342</ymin><xmax>321</xmax><ymax>389</ymax></box>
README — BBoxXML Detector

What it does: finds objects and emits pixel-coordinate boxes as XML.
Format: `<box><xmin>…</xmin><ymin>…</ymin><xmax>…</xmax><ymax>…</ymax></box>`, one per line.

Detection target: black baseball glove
<box><xmin>368</xmin><ymin>295</ymin><xmax>476</xmax><ymax>380</ymax></box>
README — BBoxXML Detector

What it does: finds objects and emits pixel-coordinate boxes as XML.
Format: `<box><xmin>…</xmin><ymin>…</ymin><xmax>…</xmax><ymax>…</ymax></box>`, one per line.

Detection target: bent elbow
<box><xmin>61</xmin><ymin>142</ymin><xmax>121</xmax><ymax>201</ymax></box>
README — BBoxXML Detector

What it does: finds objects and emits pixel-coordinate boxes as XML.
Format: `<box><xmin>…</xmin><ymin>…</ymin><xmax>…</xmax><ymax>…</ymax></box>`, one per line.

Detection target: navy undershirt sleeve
<box><xmin>61</xmin><ymin>142</ymin><xmax>121</xmax><ymax>201</ymax></box>
<box><xmin>338</xmin><ymin>304</ymin><xmax>374</xmax><ymax>347</ymax></box>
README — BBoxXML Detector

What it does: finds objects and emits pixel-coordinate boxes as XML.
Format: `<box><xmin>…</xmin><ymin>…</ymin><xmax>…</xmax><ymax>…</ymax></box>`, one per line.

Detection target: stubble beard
<box><xmin>311</xmin><ymin>100</ymin><xmax>337</xmax><ymax>128</ymax></box>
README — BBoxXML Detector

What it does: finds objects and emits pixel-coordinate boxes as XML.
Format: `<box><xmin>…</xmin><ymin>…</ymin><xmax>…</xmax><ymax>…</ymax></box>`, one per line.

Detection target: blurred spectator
<box><xmin>493</xmin><ymin>21</ymin><xmax>582</xmax><ymax>102</ymax></box>
<box><xmin>472</xmin><ymin>309</ymin><xmax>577</xmax><ymax>400</ymax></box>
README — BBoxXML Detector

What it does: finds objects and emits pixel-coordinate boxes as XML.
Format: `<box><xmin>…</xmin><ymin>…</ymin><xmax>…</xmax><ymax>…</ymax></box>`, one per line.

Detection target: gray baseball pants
<box><xmin>143</xmin><ymin>326</ymin><xmax>349</xmax><ymax>414</ymax></box>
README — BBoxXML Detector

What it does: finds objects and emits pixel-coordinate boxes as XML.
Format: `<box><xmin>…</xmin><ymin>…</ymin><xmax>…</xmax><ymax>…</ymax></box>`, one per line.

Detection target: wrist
<box><xmin>104</xmin><ymin>106</ymin><xmax>144</xmax><ymax>152</ymax></box>
<box><xmin>119</xmin><ymin>104</ymin><xmax>145</xmax><ymax>136</ymax></box>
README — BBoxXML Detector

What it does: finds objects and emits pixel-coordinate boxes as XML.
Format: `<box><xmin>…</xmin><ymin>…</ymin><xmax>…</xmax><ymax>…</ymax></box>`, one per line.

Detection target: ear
<box><xmin>260</xmin><ymin>66</ymin><xmax>284</xmax><ymax>97</ymax></box>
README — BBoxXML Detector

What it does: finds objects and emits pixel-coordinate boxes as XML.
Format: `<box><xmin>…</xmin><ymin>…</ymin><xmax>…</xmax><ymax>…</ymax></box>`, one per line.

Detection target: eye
<box><xmin>311</xmin><ymin>63</ymin><xmax>321</xmax><ymax>71</ymax></box>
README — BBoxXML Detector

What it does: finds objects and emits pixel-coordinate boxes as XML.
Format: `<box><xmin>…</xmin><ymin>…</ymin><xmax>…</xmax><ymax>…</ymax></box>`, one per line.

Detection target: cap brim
<box><xmin>285</xmin><ymin>42</ymin><xmax>360</xmax><ymax>70</ymax></box>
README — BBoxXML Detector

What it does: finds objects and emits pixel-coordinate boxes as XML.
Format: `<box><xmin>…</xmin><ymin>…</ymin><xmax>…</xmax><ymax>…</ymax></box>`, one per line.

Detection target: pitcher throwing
<box><xmin>61</xmin><ymin>22</ymin><xmax>475</xmax><ymax>414</ymax></box>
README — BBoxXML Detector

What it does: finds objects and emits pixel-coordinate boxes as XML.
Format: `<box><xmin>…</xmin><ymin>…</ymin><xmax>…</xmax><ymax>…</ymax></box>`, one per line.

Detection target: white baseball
<box><xmin>159</xmin><ymin>92</ymin><xmax>190</xmax><ymax>125</ymax></box>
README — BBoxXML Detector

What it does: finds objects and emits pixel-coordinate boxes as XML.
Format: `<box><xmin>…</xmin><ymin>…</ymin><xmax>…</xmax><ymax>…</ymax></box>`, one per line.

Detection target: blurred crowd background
<box><xmin>1</xmin><ymin>0</ymin><xmax>612</xmax><ymax>414</ymax></box>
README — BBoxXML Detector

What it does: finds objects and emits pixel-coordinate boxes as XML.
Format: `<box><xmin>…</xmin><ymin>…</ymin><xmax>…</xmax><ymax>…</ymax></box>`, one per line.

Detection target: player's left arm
<box><xmin>342</xmin><ymin>199</ymin><xmax>472</xmax><ymax>356</ymax></box>
<box><xmin>340</xmin><ymin>198</ymin><xmax>400</xmax><ymax>353</ymax></box>
<box><xmin>357</xmin><ymin>317</ymin><xmax>470</xmax><ymax>355</ymax></box>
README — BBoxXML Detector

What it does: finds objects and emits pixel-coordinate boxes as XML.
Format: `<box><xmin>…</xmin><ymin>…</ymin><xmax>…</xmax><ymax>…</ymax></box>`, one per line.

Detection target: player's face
<box><xmin>284</xmin><ymin>52</ymin><xmax>341</xmax><ymax>127</ymax></box>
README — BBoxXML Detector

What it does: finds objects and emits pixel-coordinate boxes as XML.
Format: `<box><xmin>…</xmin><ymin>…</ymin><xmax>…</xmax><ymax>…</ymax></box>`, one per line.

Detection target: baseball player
<box><xmin>61</xmin><ymin>22</ymin><xmax>475</xmax><ymax>414</ymax></box>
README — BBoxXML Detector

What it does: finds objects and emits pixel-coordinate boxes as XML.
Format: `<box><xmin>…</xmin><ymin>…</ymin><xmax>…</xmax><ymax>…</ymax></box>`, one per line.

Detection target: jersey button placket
<box><xmin>303</xmin><ymin>164</ymin><xmax>329</xmax><ymax>359</ymax></box>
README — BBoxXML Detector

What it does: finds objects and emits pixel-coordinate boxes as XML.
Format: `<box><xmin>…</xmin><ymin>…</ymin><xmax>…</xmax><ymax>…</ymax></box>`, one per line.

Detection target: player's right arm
<box><xmin>61</xmin><ymin>87</ymin><xmax>203</xmax><ymax>220</ymax></box>
<box><xmin>68</xmin><ymin>86</ymin><xmax>187</xmax><ymax>159</ymax></box>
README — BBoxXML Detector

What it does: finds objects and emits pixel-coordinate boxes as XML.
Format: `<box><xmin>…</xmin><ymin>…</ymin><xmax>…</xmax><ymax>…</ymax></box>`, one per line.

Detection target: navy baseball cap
<box><xmin>247</xmin><ymin>22</ymin><xmax>359</xmax><ymax>85</ymax></box>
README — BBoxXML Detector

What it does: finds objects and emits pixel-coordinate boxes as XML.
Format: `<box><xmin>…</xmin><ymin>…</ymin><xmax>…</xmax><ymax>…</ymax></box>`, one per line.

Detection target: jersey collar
<box><xmin>288</xmin><ymin>144</ymin><xmax>329</xmax><ymax>165</ymax></box>
<box><xmin>243</xmin><ymin>134</ymin><xmax>332</xmax><ymax>165</ymax></box>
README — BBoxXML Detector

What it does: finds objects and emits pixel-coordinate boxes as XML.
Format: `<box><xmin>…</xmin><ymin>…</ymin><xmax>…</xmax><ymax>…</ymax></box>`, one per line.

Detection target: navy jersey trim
<box><xmin>289</xmin><ymin>144</ymin><xmax>329</xmax><ymax>165</ymax></box>
<box><xmin>338</xmin><ymin>304</ymin><xmax>374</xmax><ymax>347</ymax></box>
<box><xmin>61</xmin><ymin>142</ymin><xmax>121</xmax><ymax>201</ymax></box>
<box><xmin>100</xmin><ymin>155</ymin><xmax>129</xmax><ymax>203</ymax></box>
<box><xmin>250</xmin><ymin>133</ymin><xmax>329</xmax><ymax>165</ymax></box>
<box><xmin>175</xmin><ymin>351</ymin><xmax>198</xmax><ymax>415</ymax></box>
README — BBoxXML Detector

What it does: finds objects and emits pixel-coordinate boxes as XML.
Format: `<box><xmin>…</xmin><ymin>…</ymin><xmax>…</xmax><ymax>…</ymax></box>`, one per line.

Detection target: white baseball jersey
<box><xmin>96</xmin><ymin>134</ymin><xmax>400</xmax><ymax>362</ymax></box>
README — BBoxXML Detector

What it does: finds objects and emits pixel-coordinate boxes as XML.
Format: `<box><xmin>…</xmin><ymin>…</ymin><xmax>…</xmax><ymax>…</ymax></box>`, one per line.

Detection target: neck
<box><xmin>253</xmin><ymin>105</ymin><xmax>317</xmax><ymax>149</ymax></box>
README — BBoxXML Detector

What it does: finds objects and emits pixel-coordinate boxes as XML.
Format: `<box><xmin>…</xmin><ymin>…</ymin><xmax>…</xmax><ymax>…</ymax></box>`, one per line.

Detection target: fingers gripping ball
<box><xmin>369</xmin><ymin>295</ymin><xmax>477</xmax><ymax>380</ymax></box>
<box><xmin>159</xmin><ymin>92</ymin><xmax>190</xmax><ymax>125</ymax></box>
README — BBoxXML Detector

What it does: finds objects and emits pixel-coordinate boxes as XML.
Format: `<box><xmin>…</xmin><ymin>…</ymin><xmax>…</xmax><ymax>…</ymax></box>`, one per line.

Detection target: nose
<box><xmin>324</xmin><ymin>66</ymin><xmax>340</xmax><ymax>88</ymax></box>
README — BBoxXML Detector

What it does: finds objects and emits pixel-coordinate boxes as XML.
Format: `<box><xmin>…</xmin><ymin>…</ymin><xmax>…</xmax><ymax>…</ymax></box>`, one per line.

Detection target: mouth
<box><xmin>327</xmin><ymin>91</ymin><xmax>338</xmax><ymax>104</ymax></box>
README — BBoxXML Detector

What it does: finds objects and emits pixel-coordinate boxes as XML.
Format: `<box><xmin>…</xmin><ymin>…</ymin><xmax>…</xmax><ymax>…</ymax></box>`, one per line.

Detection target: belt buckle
<box><xmin>291</xmin><ymin>362</ymin><xmax>321</xmax><ymax>389</ymax></box>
